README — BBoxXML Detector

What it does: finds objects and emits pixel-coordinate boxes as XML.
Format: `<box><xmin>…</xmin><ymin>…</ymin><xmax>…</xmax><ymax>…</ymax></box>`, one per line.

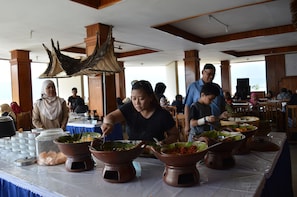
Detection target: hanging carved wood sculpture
<box><xmin>40</xmin><ymin>27</ymin><xmax>122</xmax><ymax>78</ymax></box>
<box><xmin>39</xmin><ymin>43</ymin><xmax>65</xmax><ymax>78</ymax></box>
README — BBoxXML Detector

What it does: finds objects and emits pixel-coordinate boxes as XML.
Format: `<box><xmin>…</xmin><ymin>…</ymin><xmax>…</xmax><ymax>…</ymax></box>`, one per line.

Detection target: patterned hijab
<box><xmin>40</xmin><ymin>80</ymin><xmax>62</xmax><ymax>120</ymax></box>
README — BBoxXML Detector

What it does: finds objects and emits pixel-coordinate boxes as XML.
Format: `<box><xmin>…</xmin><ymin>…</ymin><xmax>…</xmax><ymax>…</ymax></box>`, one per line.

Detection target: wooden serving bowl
<box><xmin>90</xmin><ymin>140</ymin><xmax>145</xmax><ymax>183</ymax></box>
<box><xmin>194</xmin><ymin>131</ymin><xmax>245</xmax><ymax>169</ymax></box>
<box><xmin>150</xmin><ymin>141</ymin><xmax>208</xmax><ymax>187</ymax></box>
<box><xmin>54</xmin><ymin>140</ymin><xmax>93</xmax><ymax>172</ymax></box>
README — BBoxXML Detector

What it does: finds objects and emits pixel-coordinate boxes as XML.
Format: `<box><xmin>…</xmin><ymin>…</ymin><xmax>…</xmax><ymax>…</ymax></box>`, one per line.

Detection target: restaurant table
<box><xmin>0</xmin><ymin>132</ymin><xmax>293</xmax><ymax>197</ymax></box>
<box><xmin>66</xmin><ymin>120</ymin><xmax>123</xmax><ymax>141</ymax></box>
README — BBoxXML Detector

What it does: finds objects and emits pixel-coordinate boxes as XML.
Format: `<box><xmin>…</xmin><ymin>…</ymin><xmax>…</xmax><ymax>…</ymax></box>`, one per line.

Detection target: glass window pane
<box><xmin>0</xmin><ymin>60</ymin><xmax>12</xmax><ymax>104</ymax></box>
<box><xmin>230</xmin><ymin>61</ymin><xmax>266</xmax><ymax>96</ymax></box>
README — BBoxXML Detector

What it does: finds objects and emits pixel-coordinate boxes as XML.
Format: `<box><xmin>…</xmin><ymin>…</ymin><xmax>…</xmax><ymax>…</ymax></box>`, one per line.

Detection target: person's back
<box><xmin>74</xmin><ymin>97</ymin><xmax>88</xmax><ymax>114</ymax></box>
<box><xmin>154</xmin><ymin>82</ymin><xmax>168</xmax><ymax>107</ymax></box>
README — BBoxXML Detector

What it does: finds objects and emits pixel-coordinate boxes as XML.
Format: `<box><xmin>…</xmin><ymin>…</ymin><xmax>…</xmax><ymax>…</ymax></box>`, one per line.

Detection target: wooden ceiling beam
<box><xmin>204</xmin><ymin>24</ymin><xmax>296</xmax><ymax>44</ymax></box>
<box><xmin>153</xmin><ymin>24</ymin><xmax>206</xmax><ymax>44</ymax></box>
<box><xmin>223</xmin><ymin>45</ymin><xmax>297</xmax><ymax>57</ymax></box>
<box><xmin>70</xmin><ymin>0</ymin><xmax>120</xmax><ymax>9</ymax></box>
<box><xmin>116</xmin><ymin>49</ymin><xmax>158</xmax><ymax>58</ymax></box>
<box><xmin>61</xmin><ymin>47</ymin><xmax>86</xmax><ymax>54</ymax></box>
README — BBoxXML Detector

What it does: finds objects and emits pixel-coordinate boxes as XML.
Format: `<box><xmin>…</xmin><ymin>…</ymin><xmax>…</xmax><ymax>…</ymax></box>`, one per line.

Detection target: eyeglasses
<box><xmin>203</xmin><ymin>69</ymin><xmax>215</xmax><ymax>77</ymax></box>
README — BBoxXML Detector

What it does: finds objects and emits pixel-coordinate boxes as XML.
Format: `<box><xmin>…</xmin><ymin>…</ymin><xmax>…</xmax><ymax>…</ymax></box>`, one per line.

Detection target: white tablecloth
<box><xmin>0</xmin><ymin>132</ymin><xmax>288</xmax><ymax>197</ymax></box>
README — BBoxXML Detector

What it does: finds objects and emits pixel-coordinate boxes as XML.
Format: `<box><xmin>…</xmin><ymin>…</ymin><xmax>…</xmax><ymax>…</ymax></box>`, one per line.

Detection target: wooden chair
<box><xmin>259</xmin><ymin>101</ymin><xmax>281</xmax><ymax>129</ymax></box>
<box><xmin>175</xmin><ymin>113</ymin><xmax>187</xmax><ymax>142</ymax></box>
<box><xmin>232</xmin><ymin>102</ymin><xmax>251</xmax><ymax>116</ymax></box>
<box><xmin>164</xmin><ymin>106</ymin><xmax>177</xmax><ymax>117</ymax></box>
<box><xmin>16</xmin><ymin>111</ymin><xmax>32</xmax><ymax>131</ymax></box>
<box><xmin>285</xmin><ymin>105</ymin><xmax>297</xmax><ymax>142</ymax></box>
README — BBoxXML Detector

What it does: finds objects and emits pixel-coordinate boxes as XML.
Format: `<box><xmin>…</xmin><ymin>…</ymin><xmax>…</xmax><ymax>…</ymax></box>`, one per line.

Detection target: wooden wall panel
<box><xmin>279</xmin><ymin>76</ymin><xmax>297</xmax><ymax>94</ymax></box>
<box><xmin>265</xmin><ymin>54</ymin><xmax>286</xmax><ymax>95</ymax></box>
<box><xmin>221</xmin><ymin>60</ymin><xmax>231</xmax><ymax>92</ymax></box>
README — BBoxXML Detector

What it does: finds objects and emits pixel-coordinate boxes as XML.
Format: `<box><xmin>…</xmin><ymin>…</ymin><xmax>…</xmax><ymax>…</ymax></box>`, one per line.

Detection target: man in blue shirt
<box><xmin>183</xmin><ymin>63</ymin><xmax>226</xmax><ymax>137</ymax></box>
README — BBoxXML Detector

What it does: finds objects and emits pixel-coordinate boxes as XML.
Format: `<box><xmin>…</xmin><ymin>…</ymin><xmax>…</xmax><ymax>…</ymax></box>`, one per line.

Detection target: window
<box><xmin>230</xmin><ymin>61</ymin><xmax>266</xmax><ymax>96</ymax></box>
<box><xmin>0</xmin><ymin>60</ymin><xmax>12</xmax><ymax>104</ymax></box>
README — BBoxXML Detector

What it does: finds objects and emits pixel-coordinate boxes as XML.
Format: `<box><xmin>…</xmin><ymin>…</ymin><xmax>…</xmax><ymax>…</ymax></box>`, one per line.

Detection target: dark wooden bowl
<box><xmin>90</xmin><ymin>140</ymin><xmax>145</xmax><ymax>164</ymax></box>
<box><xmin>150</xmin><ymin>141</ymin><xmax>208</xmax><ymax>167</ymax></box>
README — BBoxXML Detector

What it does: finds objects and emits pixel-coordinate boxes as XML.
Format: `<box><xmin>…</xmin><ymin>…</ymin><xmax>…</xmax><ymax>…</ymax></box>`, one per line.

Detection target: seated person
<box><xmin>286</xmin><ymin>93</ymin><xmax>297</xmax><ymax>128</ymax></box>
<box><xmin>0</xmin><ymin>103</ymin><xmax>16</xmax><ymax>122</ymax></box>
<box><xmin>249</xmin><ymin>93</ymin><xmax>258</xmax><ymax>105</ymax></box>
<box><xmin>116</xmin><ymin>97</ymin><xmax>124</xmax><ymax>109</ymax></box>
<box><xmin>265</xmin><ymin>90</ymin><xmax>274</xmax><ymax>100</ymax></box>
<box><xmin>171</xmin><ymin>94</ymin><xmax>184</xmax><ymax>113</ymax></box>
<box><xmin>10</xmin><ymin>102</ymin><xmax>22</xmax><ymax>114</ymax></box>
<box><xmin>0</xmin><ymin>103</ymin><xmax>17</xmax><ymax>128</ymax></box>
<box><xmin>74</xmin><ymin>97</ymin><xmax>88</xmax><ymax>114</ymax></box>
<box><xmin>277</xmin><ymin>88</ymin><xmax>291</xmax><ymax>100</ymax></box>
<box><xmin>224</xmin><ymin>91</ymin><xmax>233</xmax><ymax>113</ymax></box>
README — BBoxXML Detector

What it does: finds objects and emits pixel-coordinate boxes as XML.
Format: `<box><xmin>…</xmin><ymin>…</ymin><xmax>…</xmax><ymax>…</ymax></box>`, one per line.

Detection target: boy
<box><xmin>188</xmin><ymin>83</ymin><xmax>228</xmax><ymax>142</ymax></box>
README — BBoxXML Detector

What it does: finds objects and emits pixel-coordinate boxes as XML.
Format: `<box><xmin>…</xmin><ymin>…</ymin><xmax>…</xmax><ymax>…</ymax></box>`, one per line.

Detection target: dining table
<box><xmin>0</xmin><ymin>132</ymin><xmax>293</xmax><ymax>197</ymax></box>
<box><xmin>66</xmin><ymin>117</ymin><xmax>123</xmax><ymax>141</ymax></box>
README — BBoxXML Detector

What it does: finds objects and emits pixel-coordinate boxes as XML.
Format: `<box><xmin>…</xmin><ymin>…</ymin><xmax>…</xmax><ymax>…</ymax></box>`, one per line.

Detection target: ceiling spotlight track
<box><xmin>208</xmin><ymin>15</ymin><xmax>229</xmax><ymax>33</ymax></box>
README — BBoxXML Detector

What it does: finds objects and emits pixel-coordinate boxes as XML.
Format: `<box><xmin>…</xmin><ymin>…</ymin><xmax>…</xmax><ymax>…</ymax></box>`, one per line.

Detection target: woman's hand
<box><xmin>100</xmin><ymin>122</ymin><xmax>114</xmax><ymax>136</ymax></box>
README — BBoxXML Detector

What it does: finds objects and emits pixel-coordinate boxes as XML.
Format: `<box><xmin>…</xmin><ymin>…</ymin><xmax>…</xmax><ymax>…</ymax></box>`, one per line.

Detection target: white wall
<box><xmin>285</xmin><ymin>53</ymin><xmax>297</xmax><ymax>76</ymax></box>
<box><xmin>58</xmin><ymin>76</ymin><xmax>84</xmax><ymax>102</ymax></box>
<box><xmin>165</xmin><ymin>61</ymin><xmax>178</xmax><ymax>103</ymax></box>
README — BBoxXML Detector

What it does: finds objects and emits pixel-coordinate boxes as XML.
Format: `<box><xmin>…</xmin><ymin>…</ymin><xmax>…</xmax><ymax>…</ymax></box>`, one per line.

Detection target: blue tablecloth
<box><xmin>66</xmin><ymin>122</ymin><xmax>123</xmax><ymax>141</ymax></box>
<box><xmin>0</xmin><ymin>179</ymin><xmax>41</xmax><ymax>197</ymax></box>
<box><xmin>261</xmin><ymin>140</ymin><xmax>294</xmax><ymax>197</ymax></box>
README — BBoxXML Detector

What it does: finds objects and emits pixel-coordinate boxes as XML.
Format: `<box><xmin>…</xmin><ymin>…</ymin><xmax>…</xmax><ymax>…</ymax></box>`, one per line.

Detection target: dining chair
<box><xmin>164</xmin><ymin>106</ymin><xmax>177</xmax><ymax>117</ymax></box>
<box><xmin>16</xmin><ymin>111</ymin><xmax>32</xmax><ymax>131</ymax></box>
<box><xmin>232</xmin><ymin>103</ymin><xmax>251</xmax><ymax>116</ymax></box>
<box><xmin>175</xmin><ymin>113</ymin><xmax>187</xmax><ymax>142</ymax></box>
<box><xmin>259</xmin><ymin>101</ymin><xmax>281</xmax><ymax>129</ymax></box>
<box><xmin>285</xmin><ymin>105</ymin><xmax>297</xmax><ymax>142</ymax></box>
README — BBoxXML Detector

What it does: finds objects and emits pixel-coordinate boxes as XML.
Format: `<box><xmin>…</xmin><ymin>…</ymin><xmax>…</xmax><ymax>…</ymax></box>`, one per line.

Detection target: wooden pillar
<box><xmin>220</xmin><ymin>60</ymin><xmax>231</xmax><ymax>92</ymax></box>
<box><xmin>115</xmin><ymin>61</ymin><xmax>126</xmax><ymax>99</ymax></box>
<box><xmin>265</xmin><ymin>54</ymin><xmax>286</xmax><ymax>95</ymax></box>
<box><xmin>184</xmin><ymin>50</ymin><xmax>200</xmax><ymax>90</ymax></box>
<box><xmin>10</xmin><ymin>50</ymin><xmax>33</xmax><ymax>112</ymax></box>
<box><xmin>85</xmin><ymin>23</ymin><xmax>117</xmax><ymax>117</ymax></box>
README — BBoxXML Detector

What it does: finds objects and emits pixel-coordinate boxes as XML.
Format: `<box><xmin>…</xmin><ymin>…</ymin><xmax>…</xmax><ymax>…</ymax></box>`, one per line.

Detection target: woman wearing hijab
<box><xmin>32</xmin><ymin>80</ymin><xmax>69</xmax><ymax>130</ymax></box>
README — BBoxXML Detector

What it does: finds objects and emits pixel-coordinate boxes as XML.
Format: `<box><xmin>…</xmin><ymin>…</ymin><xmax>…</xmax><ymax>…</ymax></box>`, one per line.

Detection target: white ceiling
<box><xmin>0</xmin><ymin>0</ymin><xmax>296</xmax><ymax>67</ymax></box>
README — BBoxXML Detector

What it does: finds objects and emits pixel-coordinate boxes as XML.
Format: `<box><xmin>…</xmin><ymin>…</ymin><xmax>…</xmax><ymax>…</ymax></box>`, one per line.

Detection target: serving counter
<box><xmin>0</xmin><ymin>132</ymin><xmax>293</xmax><ymax>197</ymax></box>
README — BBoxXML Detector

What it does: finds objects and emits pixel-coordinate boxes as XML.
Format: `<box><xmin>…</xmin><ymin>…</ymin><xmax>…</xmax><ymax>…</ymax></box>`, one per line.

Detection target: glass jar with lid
<box><xmin>35</xmin><ymin>128</ymin><xmax>67</xmax><ymax>165</ymax></box>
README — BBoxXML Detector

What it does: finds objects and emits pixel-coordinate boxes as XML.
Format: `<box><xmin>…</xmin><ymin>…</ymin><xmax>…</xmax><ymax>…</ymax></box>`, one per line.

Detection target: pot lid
<box><xmin>0</xmin><ymin>116</ymin><xmax>13</xmax><ymax>122</ymax></box>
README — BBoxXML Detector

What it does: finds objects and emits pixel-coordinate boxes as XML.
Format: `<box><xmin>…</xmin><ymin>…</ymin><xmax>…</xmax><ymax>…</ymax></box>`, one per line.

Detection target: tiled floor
<box><xmin>289</xmin><ymin>143</ymin><xmax>297</xmax><ymax>197</ymax></box>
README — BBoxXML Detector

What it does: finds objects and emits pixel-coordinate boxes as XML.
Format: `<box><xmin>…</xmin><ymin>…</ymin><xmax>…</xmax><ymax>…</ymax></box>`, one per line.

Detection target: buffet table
<box><xmin>0</xmin><ymin>132</ymin><xmax>293</xmax><ymax>197</ymax></box>
<box><xmin>66</xmin><ymin>120</ymin><xmax>123</xmax><ymax>141</ymax></box>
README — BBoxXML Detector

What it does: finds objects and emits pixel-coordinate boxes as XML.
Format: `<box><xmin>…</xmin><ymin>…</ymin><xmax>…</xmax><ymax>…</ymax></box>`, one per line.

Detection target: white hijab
<box><xmin>39</xmin><ymin>80</ymin><xmax>62</xmax><ymax>120</ymax></box>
